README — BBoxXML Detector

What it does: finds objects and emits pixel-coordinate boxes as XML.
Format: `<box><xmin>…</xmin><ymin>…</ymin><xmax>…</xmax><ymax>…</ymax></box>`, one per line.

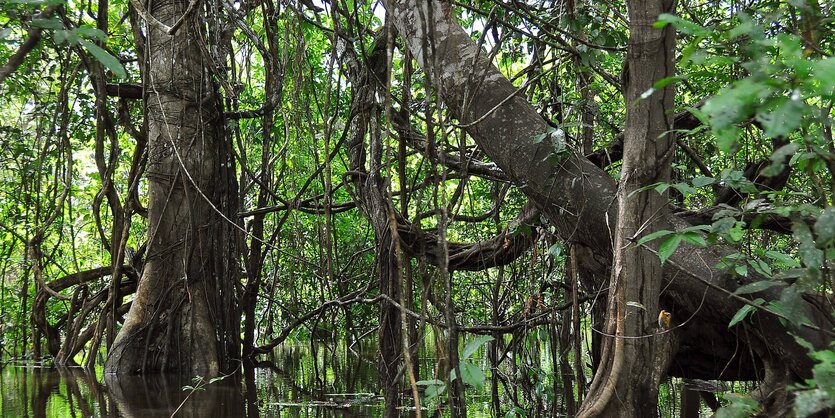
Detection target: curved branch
<box><xmin>398</xmin><ymin>202</ymin><xmax>541</xmax><ymax>271</ymax></box>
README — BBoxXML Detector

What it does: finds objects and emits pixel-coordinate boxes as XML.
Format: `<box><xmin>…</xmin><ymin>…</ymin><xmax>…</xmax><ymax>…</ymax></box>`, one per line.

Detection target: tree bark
<box><xmin>344</xmin><ymin>35</ymin><xmax>402</xmax><ymax>416</ymax></box>
<box><xmin>383</xmin><ymin>0</ymin><xmax>831</xmax><ymax>391</ymax></box>
<box><xmin>105</xmin><ymin>0</ymin><xmax>239</xmax><ymax>376</ymax></box>
<box><xmin>577</xmin><ymin>0</ymin><xmax>677</xmax><ymax>415</ymax></box>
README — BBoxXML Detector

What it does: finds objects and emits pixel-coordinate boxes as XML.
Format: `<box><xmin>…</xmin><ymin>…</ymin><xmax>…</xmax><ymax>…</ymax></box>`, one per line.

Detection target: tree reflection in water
<box><xmin>0</xmin><ymin>341</ymin><xmax>429</xmax><ymax>417</ymax></box>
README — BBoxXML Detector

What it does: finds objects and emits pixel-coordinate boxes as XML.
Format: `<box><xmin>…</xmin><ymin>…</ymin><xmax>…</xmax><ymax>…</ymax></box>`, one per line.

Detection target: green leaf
<box><xmin>457</xmin><ymin>362</ymin><xmax>488</xmax><ymax>389</ymax></box>
<box><xmin>761</xmin><ymin>143</ymin><xmax>799</xmax><ymax>177</ymax></box>
<box><xmin>416</xmin><ymin>379</ymin><xmax>444</xmax><ymax>386</ymax></box>
<box><xmin>776</xmin><ymin>285</ymin><xmax>811</xmax><ymax>327</ymax></box>
<box><xmin>728</xmin><ymin>17</ymin><xmax>757</xmax><ymax>39</ymax></box>
<box><xmin>672</xmin><ymin>182</ymin><xmax>697</xmax><ymax>197</ymax></box>
<box><xmin>724</xmin><ymin>221</ymin><xmax>745</xmax><ymax>243</ymax></box>
<box><xmin>692</xmin><ymin>176</ymin><xmax>715</xmax><ymax>188</ymax></box>
<box><xmin>756</xmin><ymin>97</ymin><xmax>806</xmax><ymax>139</ymax></box>
<box><xmin>658</xmin><ymin>235</ymin><xmax>683</xmax><ymax>264</ymax></box>
<box><xmin>74</xmin><ymin>26</ymin><xmax>108</xmax><ymax>42</ymax></box>
<box><xmin>548</xmin><ymin>244</ymin><xmax>563</xmax><ymax>259</ymax></box>
<box><xmin>462</xmin><ymin>335</ymin><xmax>494</xmax><ymax>360</ymax></box>
<box><xmin>685</xmin><ymin>106</ymin><xmax>710</xmax><ymax>126</ymax></box>
<box><xmin>773</xmin><ymin>268</ymin><xmax>807</xmax><ymax>281</ymax></box>
<box><xmin>32</xmin><ymin>17</ymin><xmax>64</xmax><ymax>29</ymax></box>
<box><xmin>793</xmin><ymin>335</ymin><xmax>815</xmax><ymax>352</ymax></box>
<box><xmin>53</xmin><ymin>30</ymin><xmax>78</xmax><ymax>45</ymax></box>
<box><xmin>544</xmin><ymin>152</ymin><xmax>566</xmax><ymax>165</ymax></box>
<box><xmin>654</xmin><ymin>14</ymin><xmax>708</xmax><ymax>36</ymax></box>
<box><xmin>680</xmin><ymin>231</ymin><xmax>707</xmax><ymax>247</ymax></box>
<box><xmin>793</xmin><ymin>221</ymin><xmax>823</xmax><ymax>270</ymax></box>
<box><xmin>716</xmin><ymin>393</ymin><xmax>759</xmax><ymax>417</ymax></box>
<box><xmin>793</xmin><ymin>389</ymin><xmax>832</xmax><ymax>418</ymax></box>
<box><xmin>652</xmin><ymin>76</ymin><xmax>685</xmax><ymax>90</ymax></box>
<box><xmin>682</xmin><ymin>224</ymin><xmax>712</xmax><ymax>233</ymax></box>
<box><xmin>813</xmin><ymin>57</ymin><xmax>835</xmax><ymax>98</ymax></box>
<box><xmin>814</xmin><ymin>207</ymin><xmax>835</xmax><ymax>245</ymax></box>
<box><xmin>416</xmin><ymin>379</ymin><xmax>446</xmax><ymax>398</ymax></box>
<box><xmin>734</xmin><ymin>280</ymin><xmax>782</xmax><ymax>295</ymax></box>
<box><xmin>505</xmin><ymin>407</ymin><xmax>527</xmax><ymax>418</ymax></box>
<box><xmin>714</xmin><ymin>126</ymin><xmax>740</xmax><ymax>154</ymax></box>
<box><xmin>750</xmin><ymin>259</ymin><xmax>773</xmax><ymax>277</ymax></box>
<box><xmin>626</xmin><ymin>301</ymin><xmax>646</xmax><ymax>311</ymax></box>
<box><xmin>78</xmin><ymin>39</ymin><xmax>127</xmax><ymax>79</ymax></box>
<box><xmin>654</xmin><ymin>183</ymin><xmax>670</xmax><ymax>194</ymax></box>
<box><xmin>703</xmin><ymin>79</ymin><xmax>770</xmax><ymax>153</ymax></box>
<box><xmin>653</xmin><ymin>16</ymin><xmax>672</xmax><ymax>28</ymax></box>
<box><xmin>728</xmin><ymin>299</ymin><xmax>764</xmax><ymax>328</ymax></box>
<box><xmin>636</xmin><ymin>229</ymin><xmax>674</xmax><ymax>247</ymax></box>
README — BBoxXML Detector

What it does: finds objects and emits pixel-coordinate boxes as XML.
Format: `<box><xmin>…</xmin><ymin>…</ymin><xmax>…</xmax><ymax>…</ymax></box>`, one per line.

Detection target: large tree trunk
<box><xmin>578</xmin><ymin>0</ymin><xmax>677</xmax><ymax>416</ymax></box>
<box><xmin>384</xmin><ymin>0</ymin><xmax>831</xmax><ymax>393</ymax></box>
<box><xmin>105</xmin><ymin>0</ymin><xmax>239</xmax><ymax>376</ymax></box>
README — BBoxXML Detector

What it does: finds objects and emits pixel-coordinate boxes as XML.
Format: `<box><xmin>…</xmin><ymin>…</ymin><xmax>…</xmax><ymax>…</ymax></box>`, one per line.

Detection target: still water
<box><xmin>0</xmin><ymin>341</ymin><xmax>495</xmax><ymax>417</ymax></box>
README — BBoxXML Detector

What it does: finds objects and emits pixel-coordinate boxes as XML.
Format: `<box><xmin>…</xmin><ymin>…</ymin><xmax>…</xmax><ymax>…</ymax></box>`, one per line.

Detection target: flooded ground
<box><xmin>0</xmin><ymin>341</ymin><xmax>495</xmax><ymax>417</ymax></box>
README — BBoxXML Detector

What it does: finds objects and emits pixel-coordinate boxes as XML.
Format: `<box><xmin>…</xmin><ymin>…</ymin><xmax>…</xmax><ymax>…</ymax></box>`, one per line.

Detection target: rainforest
<box><xmin>0</xmin><ymin>0</ymin><xmax>833</xmax><ymax>416</ymax></box>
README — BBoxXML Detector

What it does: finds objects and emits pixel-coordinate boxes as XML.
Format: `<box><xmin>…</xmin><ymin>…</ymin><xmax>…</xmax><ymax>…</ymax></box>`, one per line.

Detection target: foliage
<box><xmin>716</xmin><ymin>393</ymin><xmax>761</xmax><ymax>418</ymax></box>
<box><xmin>657</xmin><ymin>7</ymin><xmax>835</xmax><ymax>417</ymax></box>
<box><xmin>416</xmin><ymin>335</ymin><xmax>494</xmax><ymax>404</ymax></box>
<box><xmin>792</xmin><ymin>344</ymin><xmax>835</xmax><ymax>417</ymax></box>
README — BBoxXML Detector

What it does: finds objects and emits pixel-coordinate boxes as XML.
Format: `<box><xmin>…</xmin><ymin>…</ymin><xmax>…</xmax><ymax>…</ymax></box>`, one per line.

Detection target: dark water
<box><xmin>0</xmin><ymin>342</ymin><xmax>494</xmax><ymax>417</ymax></box>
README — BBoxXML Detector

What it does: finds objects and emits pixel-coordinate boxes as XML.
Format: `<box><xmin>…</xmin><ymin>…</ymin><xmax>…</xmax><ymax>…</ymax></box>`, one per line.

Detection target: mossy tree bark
<box><xmin>105</xmin><ymin>0</ymin><xmax>240</xmax><ymax>376</ymax></box>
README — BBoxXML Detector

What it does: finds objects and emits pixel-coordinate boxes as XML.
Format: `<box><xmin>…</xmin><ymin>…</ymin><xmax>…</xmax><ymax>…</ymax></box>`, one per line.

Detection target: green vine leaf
<box><xmin>78</xmin><ymin>39</ymin><xmax>127</xmax><ymax>79</ymax></box>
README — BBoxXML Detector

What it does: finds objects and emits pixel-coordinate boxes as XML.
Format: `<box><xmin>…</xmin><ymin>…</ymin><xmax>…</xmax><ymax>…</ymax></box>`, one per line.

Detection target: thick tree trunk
<box><xmin>577</xmin><ymin>0</ymin><xmax>677</xmax><ymax>416</ymax></box>
<box><xmin>384</xmin><ymin>0</ymin><xmax>831</xmax><ymax>389</ymax></box>
<box><xmin>105</xmin><ymin>1</ymin><xmax>239</xmax><ymax>375</ymax></box>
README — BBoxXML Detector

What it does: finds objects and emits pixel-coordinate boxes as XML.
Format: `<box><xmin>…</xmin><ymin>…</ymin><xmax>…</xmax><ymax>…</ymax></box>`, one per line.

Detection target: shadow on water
<box><xmin>0</xmin><ymin>339</ymin><xmax>493</xmax><ymax>417</ymax></box>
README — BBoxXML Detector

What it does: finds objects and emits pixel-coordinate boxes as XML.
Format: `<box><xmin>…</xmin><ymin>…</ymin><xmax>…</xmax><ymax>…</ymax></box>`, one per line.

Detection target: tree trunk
<box><xmin>344</xmin><ymin>36</ymin><xmax>402</xmax><ymax>416</ymax></box>
<box><xmin>577</xmin><ymin>0</ymin><xmax>677</xmax><ymax>416</ymax></box>
<box><xmin>384</xmin><ymin>0</ymin><xmax>831</xmax><ymax>391</ymax></box>
<box><xmin>105</xmin><ymin>1</ymin><xmax>239</xmax><ymax>376</ymax></box>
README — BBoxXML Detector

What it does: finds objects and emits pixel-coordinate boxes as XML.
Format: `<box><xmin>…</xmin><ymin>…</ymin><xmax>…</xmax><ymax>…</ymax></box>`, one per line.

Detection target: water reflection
<box><xmin>248</xmin><ymin>342</ymin><xmax>385</xmax><ymax>417</ymax></box>
<box><xmin>0</xmin><ymin>343</ymin><xmax>491</xmax><ymax>418</ymax></box>
<box><xmin>0</xmin><ymin>366</ymin><xmax>112</xmax><ymax>418</ymax></box>
<box><xmin>0</xmin><ymin>340</ymin><xmax>472</xmax><ymax>417</ymax></box>
<box><xmin>105</xmin><ymin>373</ymin><xmax>245</xmax><ymax>418</ymax></box>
